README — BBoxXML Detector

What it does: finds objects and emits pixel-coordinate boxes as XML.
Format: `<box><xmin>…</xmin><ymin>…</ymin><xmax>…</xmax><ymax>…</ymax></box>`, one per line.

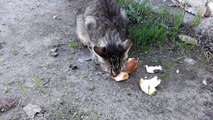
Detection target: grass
<box><xmin>52</xmin><ymin>38</ymin><xmax>61</xmax><ymax>46</ymax></box>
<box><xmin>33</xmin><ymin>76</ymin><xmax>42</xmax><ymax>89</ymax></box>
<box><xmin>190</xmin><ymin>13</ymin><xmax>202</xmax><ymax>28</ymax></box>
<box><xmin>116</xmin><ymin>0</ymin><xmax>192</xmax><ymax>52</ymax></box>
<box><xmin>11</xmin><ymin>48</ymin><xmax>18</xmax><ymax>55</ymax></box>
<box><xmin>68</xmin><ymin>42</ymin><xmax>79</xmax><ymax>49</ymax></box>
<box><xmin>202</xmin><ymin>51</ymin><xmax>213</xmax><ymax>64</ymax></box>
<box><xmin>79</xmin><ymin>71</ymin><xmax>89</xmax><ymax>78</ymax></box>
<box><xmin>16</xmin><ymin>81</ymin><xmax>28</xmax><ymax>96</ymax></box>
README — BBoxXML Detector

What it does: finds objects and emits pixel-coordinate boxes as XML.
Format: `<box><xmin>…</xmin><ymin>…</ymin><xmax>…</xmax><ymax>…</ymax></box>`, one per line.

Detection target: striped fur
<box><xmin>76</xmin><ymin>0</ymin><xmax>132</xmax><ymax>76</ymax></box>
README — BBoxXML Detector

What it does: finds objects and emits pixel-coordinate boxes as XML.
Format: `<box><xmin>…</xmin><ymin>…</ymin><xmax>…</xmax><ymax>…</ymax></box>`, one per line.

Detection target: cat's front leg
<box><xmin>88</xmin><ymin>46</ymin><xmax>99</xmax><ymax>64</ymax></box>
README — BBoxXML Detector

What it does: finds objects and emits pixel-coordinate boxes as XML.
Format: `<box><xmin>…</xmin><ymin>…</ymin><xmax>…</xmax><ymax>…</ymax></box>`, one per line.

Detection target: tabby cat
<box><xmin>76</xmin><ymin>0</ymin><xmax>132</xmax><ymax>77</ymax></box>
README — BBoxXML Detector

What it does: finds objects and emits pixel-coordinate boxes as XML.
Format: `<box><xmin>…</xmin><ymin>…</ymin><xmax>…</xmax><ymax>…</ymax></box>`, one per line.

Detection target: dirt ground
<box><xmin>0</xmin><ymin>0</ymin><xmax>212</xmax><ymax>120</ymax></box>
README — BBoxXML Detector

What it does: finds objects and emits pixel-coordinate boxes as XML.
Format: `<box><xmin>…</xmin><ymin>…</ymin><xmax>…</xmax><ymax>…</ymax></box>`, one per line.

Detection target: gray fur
<box><xmin>76</xmin><ymin>0</ymin><xmax>132</xmax><ymax>76</ymax></box>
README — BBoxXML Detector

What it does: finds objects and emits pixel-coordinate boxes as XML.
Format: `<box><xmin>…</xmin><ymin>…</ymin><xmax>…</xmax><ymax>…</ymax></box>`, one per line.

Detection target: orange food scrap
<box><xmin>122</xmin><ymin>58</ymin><xmax>138</xmax><ymax>74</ymax></box>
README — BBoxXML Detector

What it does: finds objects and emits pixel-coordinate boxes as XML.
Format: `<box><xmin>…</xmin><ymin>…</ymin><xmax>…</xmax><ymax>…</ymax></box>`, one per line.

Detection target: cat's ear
<box><xmin>122</xmin><ymin>39</ymin><xmax>132</xmax><ymax>53</ymax></box>
<box><xmin>93</xmin><ymin>46</ymin><xmax>106</xmax><ymax>58</ymax></box>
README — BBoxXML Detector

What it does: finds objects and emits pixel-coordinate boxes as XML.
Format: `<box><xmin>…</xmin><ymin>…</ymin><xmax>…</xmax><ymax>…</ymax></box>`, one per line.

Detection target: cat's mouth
<box><xmin>110</xmin><ymin>70</ymin><xmax>120</xmax><ymax>77</ymax></box>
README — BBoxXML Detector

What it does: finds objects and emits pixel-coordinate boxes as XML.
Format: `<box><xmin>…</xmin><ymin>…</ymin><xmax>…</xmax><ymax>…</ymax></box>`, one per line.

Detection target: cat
<box><xmin>76</xmin><ymin>0</ymin><xmax>132</xmax><ymax>77</ymax></box>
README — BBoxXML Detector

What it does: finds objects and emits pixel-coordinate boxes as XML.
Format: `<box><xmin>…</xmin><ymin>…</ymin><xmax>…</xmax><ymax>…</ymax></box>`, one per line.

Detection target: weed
<box><xmin>87</xmin><ymin>83</ymin><xmax>96</xmax><ymax>91</ymax></box>
<box><xmin>62</xmin><ymin>28</ymin><xmax>70</xmax><ymax>35</ymax></box>
<box><xmin>174</xmin><ymin>56</ymin><xmax>184</xmax><ymax>63</ymax></box>
<box><xmin>92</xmin><ymin>59</ymin><xmax>99</xmax><ymax>65</ymax></box>
<box><xmin>52</xmin><ymin>38</ymin><xmax>61</xmax><ymax>46</ymax></box>
<box><xmin>68</xmin><ymin>55</ymin><xmax>75</xmax><ymax>60</ymax></box>
<box><xmin>11</xmin><ymin>48</ymin><xmax>18</xmax><ymax>55</ymax></box>
<box><xmin>161</xmin><ymin>60</ymin><xmax>173</xmax><ymax>70</ymax></box>
<box><xmin>177</xmin><ymin>41</ymin><xmax>195</xmax><ymax>51</ymax></box>
<box><xmin>16</xmin><ymin>81</ymin><xmax>28</xmax><ymax>96</ymax></box>
<box><xmin>202</xmin><ymin>51</ymin><xmax>213</xmax><ymax>64</ymax></box>
<box><xmin>159</xmin><ymin>73</ymin><xmax>168</xmax><ymax>80</ymax></box>
<box><xmin>53</xmin><ymin>110</ymin><xmax>64</xmax><ymax>120</ymax></box>
<box><xmin>80</xmin><ymin>71</ymin><xmax>89</xmax><ymax>78</ymax></box>
<box><xmin>68</xmin><ymin>42</ymin><xmax>78</xmax><ymax>49</ymax></box>
<box><xmin>33</xmin><ymin>76</ymin><xmax>42</xmax><ymax>89</ymax></box>
<box><xmin>190</xmin><ymin>13</ymin><xmax>202</xmax><ymax>28</ymax></box>
<box><xmin>117</xmin><ymin>0</ymin><xmax>184</xmax><ymax>52</ymax></box>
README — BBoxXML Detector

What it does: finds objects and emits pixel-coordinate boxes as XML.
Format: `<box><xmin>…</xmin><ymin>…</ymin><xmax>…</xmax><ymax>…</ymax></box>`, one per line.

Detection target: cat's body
<box><xmin>76</xmin><ymin>0</ymin><xmax>132</xmax><ymax>77</ymax></box>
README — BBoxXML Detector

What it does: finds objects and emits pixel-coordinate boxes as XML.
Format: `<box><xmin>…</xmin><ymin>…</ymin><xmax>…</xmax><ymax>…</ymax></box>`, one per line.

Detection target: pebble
<box><xmin>50</xmin><ymin>51</ymin><xmax>58</xmax><ymax>57</ymax></box>
<box><xmin>176</xmin><ymin>69</ymin><xmax>180</xmax><ymax>74</ymax></box>
<box><xmin>23</xmin><ymin>104</ymin><xmax>42</xmax><ymax>118</ymax></box>
<box><xmin>50</xmin><ymin>47</ymin><xmax>58</xmax><ymax>53</ymax></box>
<box><xmin>53</xmin><ymin>16</ymin><xmax>57</xmax><ymax>19</ymax></box>
<box><xmin>184</xmin><ymin>58</ymin><xmax>196</xmax><ymax>65</ymax></box>
<box><xmin>69</xmin><ymin>64</ymin><xmax>79</xmax><ymax>70</ymax></box>
<box><xmin>0</xmin><ymin>97</ymin><xmax>17</xmax><ymax>112</ymax></box>
<box><xmin>178</xmin><ymin>35</ymin><xmax>198</xmax><ymax>45</ymax></box>
<box><xmin>205</xmin><ymin>1</ymin><xmax>213</xmax><ymax>17</ymax></box>
<box><xmin>202</xmin><ymin>79</ymin><xmax>208</xmax><ymax>86</ymax></box>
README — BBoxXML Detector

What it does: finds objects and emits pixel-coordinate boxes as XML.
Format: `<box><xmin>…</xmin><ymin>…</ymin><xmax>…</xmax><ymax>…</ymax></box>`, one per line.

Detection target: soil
<box><xmin>0</xmin><ymin>0</ymin><xmax>212</xmax><ymax>120</ymax></box>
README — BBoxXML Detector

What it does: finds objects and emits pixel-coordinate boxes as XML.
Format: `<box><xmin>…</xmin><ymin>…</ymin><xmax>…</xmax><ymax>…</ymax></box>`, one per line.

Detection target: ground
<box><xmin>0</xmin><ymin>0</ymin><xmax>212</xmax><ymax>120</ymax></box>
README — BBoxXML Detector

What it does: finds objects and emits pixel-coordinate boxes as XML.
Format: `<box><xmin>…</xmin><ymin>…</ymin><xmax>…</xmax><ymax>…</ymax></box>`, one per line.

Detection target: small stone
<box><xmin>202</xmin><ymin>79</ymin><xmax>208</xmax><ymax>86</ymax></box>
<box><xmin>176</xmin><ymin>69</ymin><xmax>180</xmax><ymax>74</ymax></box>
<box><xmin>183</xmin><ymin>0</ymin><xmax>207</xmax><ymax>16</ymax></box>
<box><xmin>184</xmin><ymin>58</ymin><xmax>196</xmax><ymax>65</ymax></box>
<box><xmin>127</xmin><ymin>93</ymin><xmax>132</xmax><ymax>96</ymax></box>
<box><xmin>23</xmin><ymin>104</ymin><xmax>42</xmax><ymax>118</ymax></box>
<box><xmin>205</xmin><ymin>1</ymin><xmax>213</xmax><ymax>17</ymax></box>
<box><xmin>69</xmin><ymin>64</ymin><xmax>79</xmax><ymax>70</ymax></box>
<box><xmin>53</xmin><ymin>16</ymin><xmax>57</xmax><ymax>19</ymax></box>
<box><xmin>50</xmin><ymin>52</ymin><xmax>58</xmax><ymax>57</ymax></box>
<box><xmin>50</xmin><ymin>47</ymin><xmax>58</xmax><ymax>52</ymax></box>
<box><xmin>183</xmin><ymin>12</ymin><xmax>195</xmax><ymax>23</ymax></box>
<box><xmin>178</xmin><ymin>35</ymin><xmax>198</xmax><ymax>45</ymax></box>
<box><xmin>0</xmin><ymin>97</ymin><xmax>17</xmax><ymax>112</ymax></box>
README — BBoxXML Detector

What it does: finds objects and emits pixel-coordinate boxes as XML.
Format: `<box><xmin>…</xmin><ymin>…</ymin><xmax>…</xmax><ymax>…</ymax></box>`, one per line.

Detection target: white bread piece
<box><xmin>140</xmin><ymin>76</ymin><xmax>161</xmax><ymax>95</ymax></box>
<box><xmin>112</xmin><ymin>72</ymin><xmax>129</xmax><ymax>82</ymax></box>
<box><xmin>145</xmin><ymin>65</ymin><xmax>162</xmax><ymax>73</ymax></box>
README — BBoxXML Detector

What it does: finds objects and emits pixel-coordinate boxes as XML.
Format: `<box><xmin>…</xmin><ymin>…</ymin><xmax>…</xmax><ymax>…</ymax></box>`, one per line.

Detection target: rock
<box><xmin>50</xmin><ymin>47</ymin><xmax>58</xmax><ymax>57</ymax></box>
<box><xmin>178</xmin><ymin>35</ymin><xmax>198</xmax><ymax>45</ymax></box>
<box><xmin>176</xmin><ymin>69</ymin><xmax>180</xmax><ymax>74</ymax></box>
<box><xmin>0</xmin><ymin>97</ymin><xmax>17</xmax><ymax>112</ymax></box>
<box><xmin>205</xmin><ymin>1</ymin><xmax>213</xmax><ymax>17</ymax></box>
<box><xmin>185</xmin><ymin>6</ymin><xmax>206</xmax><ymax>16</ymax></box>
<box><xmin>183</xmin><ymin>12</ymin><xmax>195</xmax><ymax>23</ymax></box>
<box><xmin>202</xmin><ymin>79</ymin><xmax>208</xmax><ymax>86</ymax></box>
<box><xmin>69</xmin><ymin>64</ymin><xmax>79</xmax><ymax>70</ymax></box>
<box><xmin>23</xmin><ymin>104</ymin><xmax>42</xmax><ymax>118</ymax></box>
<box><xmin>78</xmin><ymin>56</ymin><xmax>92</xmax><ymax>63</ymax></box>
<box><xmin>173</xmin><ymin>0</ymin><xmax>207</xmax><ymax>16</ymax></box>
<box><xmin>184</xmin><ymin>58</ymin><xmax>196</xmax><ymax>65</ymax></box>
<box><xmin>53</xmin><ymin>16</ymin><xmax>57</xmax><ymax>19</ymax></box>
<box><xmin>50</xmin><ymin>47</ymin><xmax>58</xmax><ymax>52</ymax></box>
<box><xmin>196</xmin><ymin>18</ymin><xmax>213</xmax><ymax>36</ymax></box>
<box><xmin>50</xmin><ymin>52</ymin><xmax>58</xmax><ymax>57</ymax></box>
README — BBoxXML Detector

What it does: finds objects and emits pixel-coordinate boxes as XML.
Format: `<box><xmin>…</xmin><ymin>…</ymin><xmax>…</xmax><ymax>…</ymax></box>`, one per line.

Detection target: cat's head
<box><xmin>93</xmin><ymin>39</ymin><xmax>132</xmax><ymax>77</ymax></box>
